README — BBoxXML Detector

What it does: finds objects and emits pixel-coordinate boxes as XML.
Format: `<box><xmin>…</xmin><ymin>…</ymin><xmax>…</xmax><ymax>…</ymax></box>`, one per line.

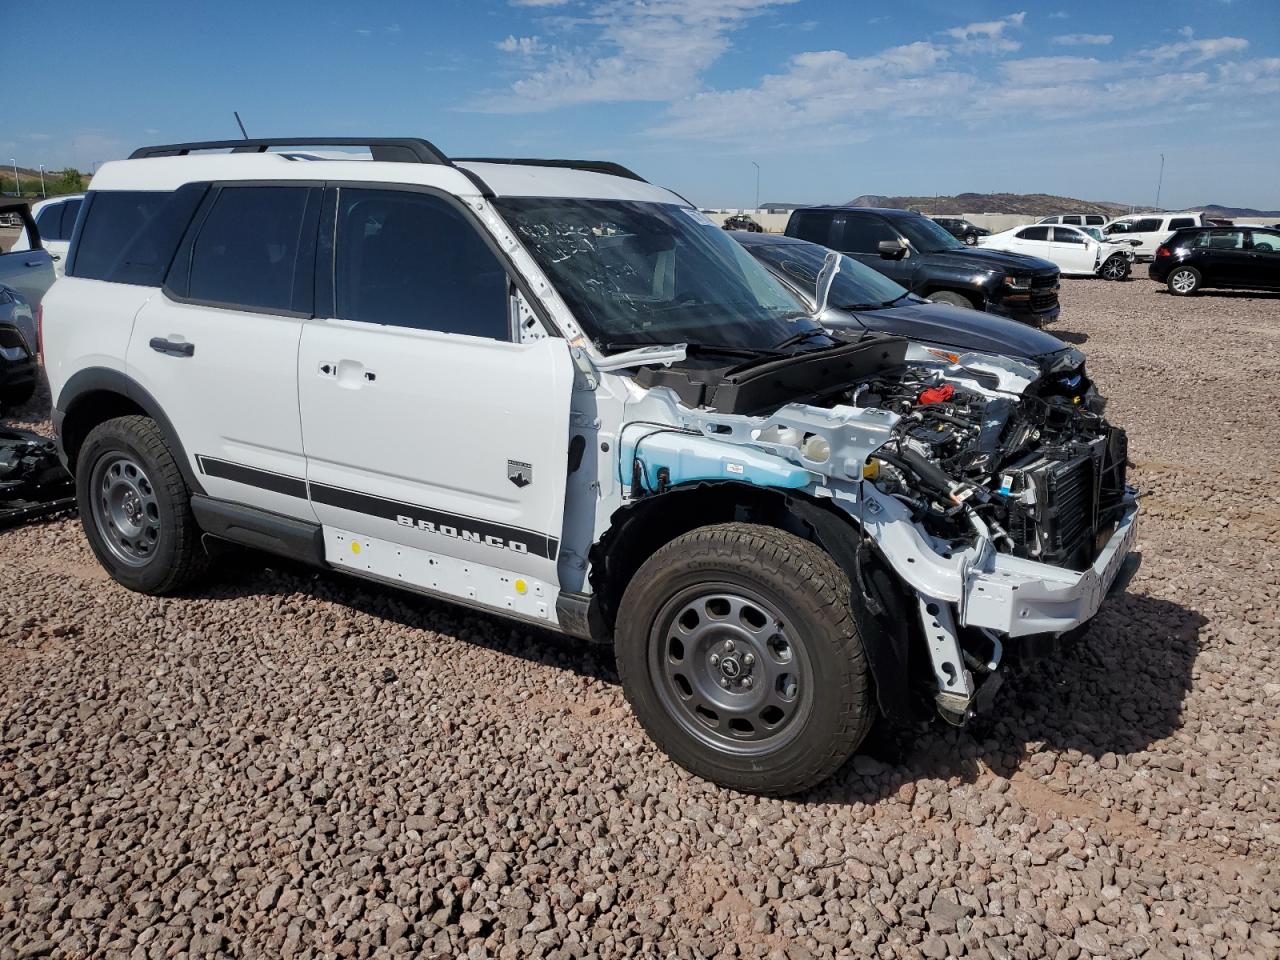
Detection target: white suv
<box><xmin>43</xmin><ymin>138</ymin><xmax>1138</xmax><ymax>794</ymax></box>
<box><xmin>1103</xmin><ymin>212</ymin><xmax>1205</xmax><ymax>261</ymax></box>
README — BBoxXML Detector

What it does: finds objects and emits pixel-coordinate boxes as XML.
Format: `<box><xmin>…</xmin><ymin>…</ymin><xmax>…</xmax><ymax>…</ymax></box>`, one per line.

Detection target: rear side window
<box><xmin>332</xmin><ymin>188</ymin><xmax>509</xmax><ymax>339</ymax></box>
<box><xmin>832</xmin><ymin>215</ymin><xmax>898</xmax><ymax>253</ymax></box>
<box><xmin>789</xmin><ymin>211</ymin><xmax>831</xmax><ymax>245</ymax></box>
<box><xmin>1133</xmin><ymin>218</ymin><xmax>1163</xmax><ymax>233</ymax></box>
<box><xmin>35</xmin><ymin>204</ymin><xmax>63</xmax><ymax>239</ymax></box>
<box><xmin>1085</xmin><ymin>215</ymin><xmax>1105</xmax><ymax>225</ymax></box>
<box><xmin>1250</xmin><ymin>230</ymin><xmax>1280</xmax><ymax>253</ymax></box>
<box><xmin>1017</xmin><ymin>227</ymin><xmax>1050</xmax><ymax>241</ymax></box>
<box><xmin>1062</xmin><ymin>215</ymin><xmax>1082</xmax><ymax>225</ymax></box>
<box><xmin>70</xmin><ymin>190</ymin><xmax>204</xmax><ymax>286</ymax></box>
<box><xmin>1169</xmin><ymin>217</ymin><xmax>1197</xmax><ymax>230</ymax></box>
<box><xmin>185</xmin><ymin>186</ymin><xmax>314</xmax><ymax>314</ymax></box>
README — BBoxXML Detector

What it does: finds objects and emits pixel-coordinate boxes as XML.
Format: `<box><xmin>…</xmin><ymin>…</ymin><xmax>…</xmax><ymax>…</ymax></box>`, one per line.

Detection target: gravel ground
<box><xmin>2</xmin><ymin>277</ymin><xmax>1279</xmax><ymax>959</ymax></box>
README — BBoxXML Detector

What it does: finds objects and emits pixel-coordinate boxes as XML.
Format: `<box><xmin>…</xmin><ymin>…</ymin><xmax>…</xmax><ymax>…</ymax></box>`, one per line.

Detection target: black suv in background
<box><xmin>1150</xmin><ymin>225</ymin><xmax>1280</xmax><ymax>295</ymax></box>
<box><xmin>786</xmin><ymin>206</ymin><xmax>1060</xmax><ymax>326</ymax></box>
<box><xmin>932</xmin><ymin>216</ymin><xmax>990</xmax><ymax>245</ymax></box>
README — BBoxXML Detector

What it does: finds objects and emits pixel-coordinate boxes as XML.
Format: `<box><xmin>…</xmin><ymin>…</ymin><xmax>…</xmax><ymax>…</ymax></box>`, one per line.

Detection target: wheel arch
<box><xmin>589</xmin><ymin>481</ymin><xmax>918</xmax><ymax>721</ymax></box>
<box><xmin>55</xmin><ymin>366</ymin><xmax>204</xmax><ymax>495</ymax></box>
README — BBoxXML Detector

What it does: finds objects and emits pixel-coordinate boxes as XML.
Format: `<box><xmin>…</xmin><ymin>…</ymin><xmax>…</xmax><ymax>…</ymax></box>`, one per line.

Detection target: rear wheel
<box><xmin>1100</xmin><ymin>255</ymin><xmax>1130</xmax><ymax>281</ymax></box>
<box><xmin>615</xmin><ymin>523</ymin><xmax>874</xmax><ymax>795</ymax></box>
<box><xmin>1167</xmin><ymin>266</ymin><xmax>1201</xmax><ymax>295</ymax></box>
<box><xmin>928</xmin><ymin>290</ymin><xmax>975</xmax><ymax>309</ymax></box>
<box><xmin>964</xmin><ymin>233</ymin><xmax>978</xmax><ymax>245</ymax></box>
<box><xmin>76</xmin><ymin>415</ymin><xmax>208</xmax><ymax>594</ymax></box>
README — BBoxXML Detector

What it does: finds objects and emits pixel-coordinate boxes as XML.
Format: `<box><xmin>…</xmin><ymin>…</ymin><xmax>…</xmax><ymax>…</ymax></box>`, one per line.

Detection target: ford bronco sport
<box><xmin>43</xmin><ymin>138</ymin><xmax>1138</xmax><ymax>795</ymax></box>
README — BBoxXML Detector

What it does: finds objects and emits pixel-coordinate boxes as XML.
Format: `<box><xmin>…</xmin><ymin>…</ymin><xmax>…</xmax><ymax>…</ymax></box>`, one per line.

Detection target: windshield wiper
<box><xmin>879</xmin><ymin>291</ymin><xmax>913</xmax><ymax>307</ymax></box>
<box><xmin>836</xmin><ymin>302</ymin><xmax>885</xmax><ymax>311</ymax></box>
<box><xmin>604</xmin><ymin>340</ymin><xmax>775</xmax><ymax>359</ymax></box>
<box><xmin>772</xmin><ymin>327</ymin><xmax>831</xmax><ymax>350</ymax></box>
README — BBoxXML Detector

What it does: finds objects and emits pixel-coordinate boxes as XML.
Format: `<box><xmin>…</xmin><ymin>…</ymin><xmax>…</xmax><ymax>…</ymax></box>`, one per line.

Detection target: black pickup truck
<box><xmin>785</xmin><ymin>206</ymin><xmax>1060</xmax><ymax>326</ymax></box>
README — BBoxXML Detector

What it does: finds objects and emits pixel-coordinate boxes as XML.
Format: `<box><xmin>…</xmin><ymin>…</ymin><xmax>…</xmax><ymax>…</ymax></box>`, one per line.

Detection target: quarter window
<box><xmin>187</xmin><ymin>186</ymin><xmax>313</xmax><ymax>313</ymax></box>
<box><xmin>1017</xmin><ymin>227</ymin><xmax>1050</xmax><ymax>241</ymax></box>
<box><xmin>333</xmin><ymin>188</ymin><xmax>509</xmax><ymax>339</ymax></box>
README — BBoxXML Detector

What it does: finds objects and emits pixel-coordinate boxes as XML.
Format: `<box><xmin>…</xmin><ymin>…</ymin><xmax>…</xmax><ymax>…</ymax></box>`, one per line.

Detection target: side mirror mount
<box><xmin>814</xmin><ymin>250</ymin><xmax>840</xmax><ymax>317</ymax></box>
<box><xmin>878</xmin><ymin>239</ymin><xmax>908</xmax><ymax>260</ymax></box>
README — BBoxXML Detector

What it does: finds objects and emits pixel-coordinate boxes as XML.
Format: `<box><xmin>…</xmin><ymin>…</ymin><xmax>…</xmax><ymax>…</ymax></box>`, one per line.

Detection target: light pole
<box><xmin>38</xmin><ymin>164</ymin><xmax>46</xmax><ymax>198</ymax></box>
<box><xmin>751</xmin><ymin>161</ymin><xmax>760</xmax><ymax>211</ymax></box>
<box><xmin>9</xmin><ymin>158</ymin><xmax>17</xmax><ymax>198</ymax></box>
<box><xmin>1154</xmin><ymin>153</ymin><xmax>1165</xmax><ymax>210</ymax></box>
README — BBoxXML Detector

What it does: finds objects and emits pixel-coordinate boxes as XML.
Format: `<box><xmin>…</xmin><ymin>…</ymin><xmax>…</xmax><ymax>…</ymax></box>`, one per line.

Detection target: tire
<box><xmin>615</xmin><ymin>522</ymin><xmax>874</xmax><ymax>795</ymax></box>
<box><xmin>964</xmin><ymin>233</ymin><xmax>978</xmax><ymax>246</ymax></box>
<box><xmin>1167</xmin><ymin>266</ymin><xmax>1201</xmax><ymax>296</ymax></box>
<box><xmin>1100</xmin><ymin>255</ymin><xmax>1131</xmax><ymax>281</ymax></box>
<box><xmin>1</xmin><ymin>380</ymin><xmax>36</xmax><ymax>408</ymax></box>
<box><xmin>927</xmin><ymin>290</ymin><xmax>975</xmax><ymax>309</ymax></box>
<box><xmin>76</xmin><ymin>415</ymin><xmax>208</xmax><ymax>594</ymax></box>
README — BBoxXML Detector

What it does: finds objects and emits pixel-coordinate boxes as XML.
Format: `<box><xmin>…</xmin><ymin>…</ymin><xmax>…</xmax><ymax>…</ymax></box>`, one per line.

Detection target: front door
<box><xmin>127</xmin><ymin>183</ymin><xmax>321</xmax><ymax>520</ymax></box>
<box><xmin>832</xmin><ymin>213</ymin><xmax>914</xmax><ymax>287</ymax></box>
<box><xmin>298</xmin><ymin>185</ymin><xmax>574</xmax><ymax>588</ymax></box>
<box><xmin>1048</xmin><ymin>227</ymin><xmax>1096</xmax><ymax>275</ymax></box>
<box><xmin>0</xmin><ymin>204</ymin><xmax>55</xmax><ymax>305</ymax></box>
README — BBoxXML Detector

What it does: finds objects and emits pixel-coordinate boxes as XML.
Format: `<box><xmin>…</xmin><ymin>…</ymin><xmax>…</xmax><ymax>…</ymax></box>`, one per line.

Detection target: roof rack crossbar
<box><xmin>454</xmin><ymin>157</ymin><xmax>648</xmax><ymax>183</ymax></box>
<box><xmin>129</xmin><ymin>138</ymin><xmax>450</xmax><ymax>165</ymax></box>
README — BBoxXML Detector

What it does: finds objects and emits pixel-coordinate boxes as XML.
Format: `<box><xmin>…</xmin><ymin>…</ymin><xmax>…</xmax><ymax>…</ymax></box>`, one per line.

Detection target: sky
<box><xmin>5</xmin><ymin>0</ymin><xmax>1279</xmax><ymax>210</ymax></box>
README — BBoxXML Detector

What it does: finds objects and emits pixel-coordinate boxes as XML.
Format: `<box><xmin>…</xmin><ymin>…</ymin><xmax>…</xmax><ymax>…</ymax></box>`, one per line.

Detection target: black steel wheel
<box><xmin>616</xmin><ymin>523</ymin><xmax>874</xmax><ymax>795</ymax></box>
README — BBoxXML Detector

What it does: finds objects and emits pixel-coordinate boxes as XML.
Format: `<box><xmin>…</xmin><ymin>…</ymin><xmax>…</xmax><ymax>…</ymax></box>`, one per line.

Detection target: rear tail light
<box><xmin>36</xmin><ymin>303</ymin><xmax>43</xmax><ymax>358</ymax></box>
<box><xmin>1156</xmin><ymin>245</ymin><xmax>1172</xmax><ymax>259</ymax></box>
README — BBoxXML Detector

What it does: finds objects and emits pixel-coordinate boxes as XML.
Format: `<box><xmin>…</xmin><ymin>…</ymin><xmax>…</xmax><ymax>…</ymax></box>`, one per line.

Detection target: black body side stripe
<box><xmin>194</xmin><ymin>456</ymin><xmax>559</xmax><ymax>561</ymax></box>
<box><xmin>196</xmin><ymin>456</ymin><xmax>308</xmax><ymax>499</ymax></box>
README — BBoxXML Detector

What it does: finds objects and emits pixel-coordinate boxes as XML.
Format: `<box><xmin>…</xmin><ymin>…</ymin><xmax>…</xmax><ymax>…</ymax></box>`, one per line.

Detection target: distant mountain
<box><xmin>762</xmin><ymin>193</ymin><xmax>1280</xmax><ymax>218</ymax></box>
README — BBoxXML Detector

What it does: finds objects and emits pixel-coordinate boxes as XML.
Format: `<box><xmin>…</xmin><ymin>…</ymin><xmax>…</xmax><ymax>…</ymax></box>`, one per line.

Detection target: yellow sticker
<box><xmin>351</xmin><ymin>541</ymin><xmax>362</xmax><ymax>555</ymax></box>
<box><xmin>514</xmin><ymin>579</ymin><xmax>528</xmax><ymax>595</ymax></box>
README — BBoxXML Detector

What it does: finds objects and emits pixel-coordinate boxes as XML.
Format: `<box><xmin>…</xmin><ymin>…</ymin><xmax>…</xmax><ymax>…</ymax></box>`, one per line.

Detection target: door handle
<box><xmin>50</xmin><ymin>254</ymin><xmax>61</xmax><ymax>262</ymax></box>
<box><xmin>149</xmin><ymin>337</ymin><xmax>195</xmax><ymax>357</ymax></box>
<box><xmin>24</xmin><ymin>260</ymin><xmax>44</xmax><ymax>267</ymax></box>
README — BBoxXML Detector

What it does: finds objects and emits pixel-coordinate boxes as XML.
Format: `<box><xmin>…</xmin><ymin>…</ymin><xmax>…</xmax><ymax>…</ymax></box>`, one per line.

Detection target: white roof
<box><xmin>87</xmin><ymin>152</ymin><xmax>684</xmax><ymax>205</ymax></box>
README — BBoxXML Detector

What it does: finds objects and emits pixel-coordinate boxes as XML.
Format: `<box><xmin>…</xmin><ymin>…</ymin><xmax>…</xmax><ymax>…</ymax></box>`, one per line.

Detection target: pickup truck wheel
<box><xmin>615</xmin><ymin>522</ymin><xmax>874</xmax><ymax>795</ymax></box>
<box><xmin>76</xmin><ymin>415</ymin><xmax>208</xmax><ymax>595</ymax></box>
<box><xmin>927</xmin><ymin>290</ymin><xmax>974</xmax><ymax>309</ymax></box>
<box><xmin>1167</xmin><ymin>266</ymin><xmax>1201</xmax><ymax>296</ymax></box>
<box><xmin>1100</xmin><ymin>255</ymin><xmax>1130</xmax><ymax>280</ymax></box>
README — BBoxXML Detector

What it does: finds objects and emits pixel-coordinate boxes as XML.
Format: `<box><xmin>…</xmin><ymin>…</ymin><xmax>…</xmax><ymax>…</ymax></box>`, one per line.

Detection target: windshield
<box><xmin>494</xmin><ymin>198</ymin><xmax>815</xmax><ymax>351</ymax></box>
<box><xmin>1082</xmin><ymin>227</ymin><xmax>1104</xmax><ymax>242</ymax></box>
<box><xmin>746</xmin><ymin>240</ymin><xmax>909</xmax><ymax>309</ymax></box>
<box><xmin>896</xmin><ymin>215</ymin><xmax>966</xmax><ymax>253</ymax></box>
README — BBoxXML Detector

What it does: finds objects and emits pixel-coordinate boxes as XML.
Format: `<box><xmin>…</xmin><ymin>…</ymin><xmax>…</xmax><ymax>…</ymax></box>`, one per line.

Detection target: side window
<box><xmin>70</xmin><ymin>189</ymin><xmax>204</xmax><ymax>286</ymax></box>
<box><xmin>1201</xmin><ymin>229</ymin><xmax>1246</xmax><ymax>250</ymax></box>
<box><xmin>1053</xmin><ymin>227</ymin><xmax>1085</xmax><ymax>244</ymax></box>
<box><xmin>35</xmin><ymin>204</ymin><xmax>63</xmax><ymax>240</ymax></box>
<box><xmin>1250</xmin><ymin>230</ymin><xmax>1280</xmax><ymax>254</ymax></box>
<box><xmin>1085</xmin><ymin>215</ymin><xmax>1104</xmax><ymax>225</ymax></box>
<box><xmin>1133</xmin><ymin>218</ymin><xmax>1163</xmax><ymax>233</ymax></box>
<box><xmin>57</xmin><ymin>199</ymin><xmax>83</xmax><ymax>240</ymax></box>
<box><xmin>1106</xmin><ymin>221</ymin><xmax>1132</xmax><ymax>234</ymax></box>
<box><xmin>789</xmin><ymin>211</ymin><xmax>831</xmax><ymax>245</ymax></box>
<box><xmin>1017</xmin><ymin>226</ymin><xmax>1050</xmax><ymax>241</ymax></box>
<box><xmin>333</xmin><ymin>188</ymin><xmax>509</xmax><ymax>339</ymax></box>
<box><xmin>187</xmin><ymin>186</ymin><xmax>312</xmax><ymax>313</ymax></box>
<box><xmin>833</xmin><ymin>215</ymin><xmax>898</xmax><ymax>253</ymax></box>
<box><xmin>1169</xmin><ymin>217</ymin><xmax>1196</xmax><ymax>230</ymax></box>
<box><xmin>1062</xmin><ymin>216</ymin><xmax>1082</xmax><ymax>226</ymax></box>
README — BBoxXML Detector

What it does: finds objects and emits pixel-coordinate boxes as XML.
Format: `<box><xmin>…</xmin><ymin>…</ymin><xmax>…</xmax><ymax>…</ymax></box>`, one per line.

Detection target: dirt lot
<box><xmin>2</xmin><ymin>277</ymin><xmax>1278</xmax><ymax>959</ymax></box>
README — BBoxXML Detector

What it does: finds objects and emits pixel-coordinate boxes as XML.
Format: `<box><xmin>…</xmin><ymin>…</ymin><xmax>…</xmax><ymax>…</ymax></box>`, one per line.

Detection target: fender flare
<box><xmin>54</xmin><ymin>365</ymin><xmax>205</xmax><ymax>496</ymax></box>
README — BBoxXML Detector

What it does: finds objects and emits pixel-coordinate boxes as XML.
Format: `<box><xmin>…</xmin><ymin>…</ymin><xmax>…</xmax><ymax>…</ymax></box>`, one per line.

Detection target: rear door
<box><xmin>1190</xmin><ymin>228</ymin><xmax>1251</xmax><ymax>285</ymax></box>
<box><xmin>127</xmin><ymin>183</ymin><xmax>322</xmax><ymax>520</ymax></box>
<box><xmin>1006</xmin><ymin>225</ymin><xmax>1052</xmax><ymax>260</ymax></box>
<box><xmin>0</xmin><ymin>203</ymin><xmax>55</xmax><ymax>305</ymax></box>
<box><xmin>1049</xmin><ymin>227</ymin><xmax>1096</xmax><ymax>275</ymax></box>
<box><xmin>35</xmin><ymin>197</ymin><xmax>83</xmax><ymax>274</ymax></box>
<box><xmin>298</xmin><ymin>185</ymin><xmax>574</xmax><ymax>589</ymax></box>
<box><xmin>1245</xmin><ymin>230</ymin><xmax>1280</xmax><ymax>288</ymax></box>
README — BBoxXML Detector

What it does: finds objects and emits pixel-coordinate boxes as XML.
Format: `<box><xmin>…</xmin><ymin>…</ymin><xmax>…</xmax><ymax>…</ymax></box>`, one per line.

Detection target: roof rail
<box><xmin>454</xmin><ymin>157</ymin><xmax>648</xmax><ymax>183</ymax></box>
<box><xmin>129</xmin><ymin>138</ymin><xmax>450</xmax><ymax>165</ymax></box>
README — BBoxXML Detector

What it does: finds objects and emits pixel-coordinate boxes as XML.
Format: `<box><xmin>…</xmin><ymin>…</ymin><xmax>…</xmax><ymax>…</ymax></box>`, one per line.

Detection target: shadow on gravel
<box><xmin>801</xmin><ymin>588</ymin><xmax>1206</xmax><ymax>805</ymax></box>
<box><xmin>1049</xmin><ymin>328</ymin><xmax>1089</xmax><ymax>345</ymax></box>
<box><xmin>1153</xmin><ymin>288</ymin><xmax>1280</xmax><ymax>300</ymax></box>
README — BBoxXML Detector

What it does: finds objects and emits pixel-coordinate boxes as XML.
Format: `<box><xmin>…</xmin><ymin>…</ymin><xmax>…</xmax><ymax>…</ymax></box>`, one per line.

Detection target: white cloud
<box><xmin>1141</xmin><ymin>36</ymin><xmax>1248</xmax><ymax>65</ymax></box>
<box><xmin>945</xmin><ymin>12</ymin><xmax>1026</xmax><ymax>55</ymax></box>
<box><xmin>479</xmin><ymin>0</ymin><xmax>799</xmax><ymax>111</ymax></box>
<box><xmin>497</xmin><ymin>35</ymin><xmax>544</xmax><ymax>54</ymax></box>
<box><xmin>1052</xmin><ymin>33</ymin><xmax>1113</xmax><ymax>46</ymax></box>
<box><xmin>1049</xmin><ymin>10</ymin><xmax>1069</xmax><ymax>18</ymax></box>
<box><xmin>1178</xmin><ymin>26</ymin><xmax>1195</xmax><ymax>39</ymax></box>
<box><xmin>510</xmin><ymin>0</ymin><xmax>569</xmax><ymax>6</ymax></box>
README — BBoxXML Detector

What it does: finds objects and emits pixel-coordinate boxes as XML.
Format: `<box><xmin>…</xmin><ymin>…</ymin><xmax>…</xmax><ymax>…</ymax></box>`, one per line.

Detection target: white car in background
<box><xmin>1102</xmin><ymin>212</ymin><xmax>1204</xmax><ymax>261</ymax></box>
<box><xmin>9</xmin><ymin>194</ymin><xmax>84</xmax><ymax>277</ymax></box>
<box><xmin>979</xmin><ymin>223</ymin><xmax>1136</xmax><ymax>280</ymax></box>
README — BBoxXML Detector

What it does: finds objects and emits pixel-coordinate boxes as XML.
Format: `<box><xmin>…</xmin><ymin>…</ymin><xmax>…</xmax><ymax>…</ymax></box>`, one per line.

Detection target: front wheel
<box><xmin>1100</xmin><ymin>255</ymin><xmax>1131</xmax><ymax>281</ymax></box>
<box><xmin>928</xmin><ymin>290</ymin><xmax>975</xmax><ymax>309</ymax></box>
<box><xmin>76</xmin><ymin>415</ymin><xmax>208</xmax><ymax>594</ymax></box>
<box><xmin>964</xmin><ymin>234</ymin><xmax>978</xmax><ymax>245</ymax></box>
<box><xmin>615</xmin><ymin>523</ymin><xmax>875</xmax><ymax>795</ymax></box>
<box><xmin>1167</xmin><ymin>266</ymin><xmax>1201</xmax><ymax>296</ymax></box>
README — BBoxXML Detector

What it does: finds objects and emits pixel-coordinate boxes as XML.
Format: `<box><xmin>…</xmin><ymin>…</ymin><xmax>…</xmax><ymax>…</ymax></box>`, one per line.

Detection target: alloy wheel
<box><xmin>1170</xmin><ymin>269</ymin><xmax>1197</xmax><ymax>294</ymax></box>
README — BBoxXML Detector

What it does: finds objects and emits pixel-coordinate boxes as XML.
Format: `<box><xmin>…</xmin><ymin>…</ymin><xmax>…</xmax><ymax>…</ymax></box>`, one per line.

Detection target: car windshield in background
<box><xmin>1083</xmin><ymin>228</ymin><xmax>1104</xmax><ymax>242</ymax></box>
<box><xmin>495</xmin><ymin>198</ymin><xmax>814</xmax><ymax>351</ymax></box>
<box><xmin>897</xmin><ymin>216</ymin><xmax>966</xmax><ymax>253</ymax></box>
<box><xmin>749</xmin><ymin>241</ymin><xmax>908</xmax><ymax>309</ymax></box>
